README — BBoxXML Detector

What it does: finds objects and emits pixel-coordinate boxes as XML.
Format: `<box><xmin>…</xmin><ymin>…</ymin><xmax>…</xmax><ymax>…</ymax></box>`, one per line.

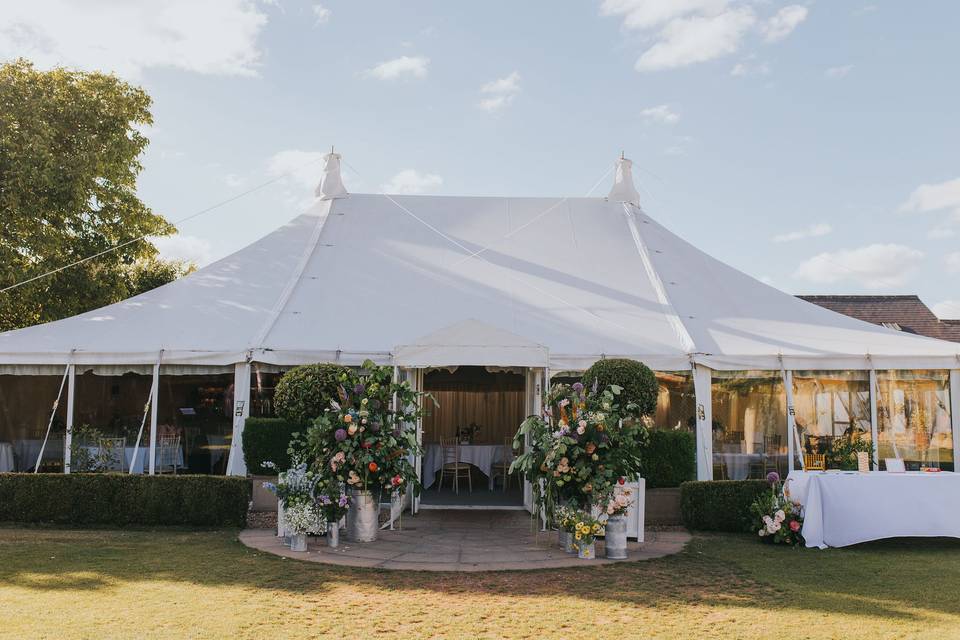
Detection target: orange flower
<box><xmin>343</xmin><ymin>414</ymin><xmax>353</xmax><ymax>423</ymax></box>
<box><xmin>368</xmin><ymin>462</ymin><xmax>379</xmax><ymax>473</ymax></box>
<box><xmin>585</xmin><ymin>442</ymin><xmax>596</xmax><ymax>454</ymax></box>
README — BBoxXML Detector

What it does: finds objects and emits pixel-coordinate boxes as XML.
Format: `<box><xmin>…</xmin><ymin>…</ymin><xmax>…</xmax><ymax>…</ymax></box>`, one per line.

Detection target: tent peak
<box><xmin>315</xmin><ymin>149</ymin><xmax>349</xmax><ymax>200</ymax></box>
<box><xmin>608</xmin><ymin>154</ymin><xmax>640</xmax><ymax>206</ymax></box>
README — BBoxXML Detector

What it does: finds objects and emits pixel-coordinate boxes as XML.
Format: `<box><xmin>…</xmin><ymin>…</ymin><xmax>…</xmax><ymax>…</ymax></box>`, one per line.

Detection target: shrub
<box><xmin>680</xmin><ymin>480</ymin><xmax>769</xmax><ymax>532</ymax></box>
<box><xmin>0</xmin><ymin>474</ymin><xmax>251</xmax><ymax>527</ymax></box>
<box><xmin>582</xmin><ymin>358</ymin><xmax>657</xmax><ymax>417</ymax></box>
<box><xmin>642</xmin><ymin>430</ymin><xmax>696</xmax><ymax>488</ymax></box>
<box><xmin>242</xmin><ymin>417</ymin><xmax>305</xmax><ymax>475</ymax></box>
<box><xmin>273</xmin><ymin>363</ymin><xmax>350</xmax><ymax>424</ymax></box>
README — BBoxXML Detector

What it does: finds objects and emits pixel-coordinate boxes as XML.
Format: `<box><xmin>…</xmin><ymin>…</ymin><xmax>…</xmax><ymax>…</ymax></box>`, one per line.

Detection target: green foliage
<box><xmin>0</xmin><ymin>474</ymin><xmax>250</xmax><ymax>527</ymax></box>
<box><xmin>241</xmin><ymin>418</ymin><xmax>305</xmax><ymax>475</ymax></box>
<box><xmin>582</xmin><ymin>358</ymin><xmax>658</xmax><ymax>417</ymax></box>
<box><xmin>0</xmin><ymin>59</ymin><xmax>190</xmax><ymax>331</ymax></box>
<box><xmin>642</xmin><ymin>430</ymin><xmax>696</xmax><ymax>488</ymax></box>
<box><xmin>273</xmin><ymin>363</ymin><xmax>350</xmax><ymax>424</ymax></box>
<box><xmin>680</xmin><ymin>480</ymin><xmax>769</xmax><ymax>532</ymax></box>
<box><xmin>825</xmin><ymin>436</ymin><xmax>875</xmax><ymax>470</ymax></box>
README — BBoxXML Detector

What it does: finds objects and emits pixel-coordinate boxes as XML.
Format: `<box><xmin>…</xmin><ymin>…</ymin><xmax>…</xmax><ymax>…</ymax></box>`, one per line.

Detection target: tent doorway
<box><xmin>416</xmin><ymin>366</ymin><xmax>526</xmax><ymax>509</ymax></box>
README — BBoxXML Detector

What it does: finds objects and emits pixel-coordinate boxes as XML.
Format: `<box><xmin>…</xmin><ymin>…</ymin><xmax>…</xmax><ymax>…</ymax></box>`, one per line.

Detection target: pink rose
<box><xmin>789</xmin><ymin>520</ymin><xmax>800</xmax><ymax>532</ymax></box>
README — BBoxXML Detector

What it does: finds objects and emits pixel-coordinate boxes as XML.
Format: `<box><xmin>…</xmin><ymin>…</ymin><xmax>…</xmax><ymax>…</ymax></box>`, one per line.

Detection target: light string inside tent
<box><xmin>0</xmin><ymin>154</ymin><xmax>327</xmax><ymax>295</ymax></box>
<box><xmin>340</xmin><ymin>158</ymin><xmax>643</xmax><ymax>338</ymax></box>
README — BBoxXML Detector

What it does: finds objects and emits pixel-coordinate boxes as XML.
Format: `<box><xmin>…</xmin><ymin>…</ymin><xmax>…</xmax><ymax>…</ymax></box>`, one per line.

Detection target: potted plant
<box><xmin>572</xmin><ymin>512</ymin><xmax>604</xmax><ymax>559</ymax></box>
<box><xmin>301</xmin><ymin>360</ymin><xmax>430</xmax><ymax>543</ymax></box>
<box><xmin>602</xmin><ymin>485</ymin><xmax>633</xmax><ymax>559</ymax></box>
<box><xmin>555</xmin><ymin>505</ymin><xmax>578</xmax><ymax>553</ymax></box>
<box><xmin>315</xmin><ymin>480</ymin><xmax>350</xmax><ymax>548</ymax></box>
<box><xmin>263</xmin><ymin>459</ymin><xmax>322</xmax><ymax>552</ymax></box>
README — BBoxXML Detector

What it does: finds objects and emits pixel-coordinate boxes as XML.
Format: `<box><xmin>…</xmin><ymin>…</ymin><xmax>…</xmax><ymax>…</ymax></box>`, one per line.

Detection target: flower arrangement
<box><xmin>555</xmin><ymin>505</ymin><xmax>578</xmax><ymax>533</ymax></box>
<box><xmin>280</xmin><ymin>500</ymin><xmax>324</xmax><ymax>535</ymax></box>
<box><xmin>510</xmin><ymin>379</ymin><xmax>648</xmax><ymax>522</ymax></box>
<box><xmin>263</xmin><ymin>458</ymin><xmax>324</xmax><ymax>535</ymax></box>
<box><xmin>604</xmin><ymin>486</ymin><xmax>633</xmax><ymax>517</ymax></box>
<box><xmin>571</xmin><ymin>512</ymin><xmax>604</xmax><ymax>545</ymax></box>
<box><xmin>300</xmin><ymin>359</ymin><xmax>432</xmax><ymax>496</ymax></box>
<box><xmin>315</xmin><ymin>479</ymin><xmax>350</xmax><ymax>523</ymax></box>
<box><xmin>457</xmin><ymin>422</ymin><xmax>482</xmax><ymax>444</ymax></box>
<box><xmin>750</xmin><ymin>471</ymin><xmax>804</xmax><ymax>546</ymax></box>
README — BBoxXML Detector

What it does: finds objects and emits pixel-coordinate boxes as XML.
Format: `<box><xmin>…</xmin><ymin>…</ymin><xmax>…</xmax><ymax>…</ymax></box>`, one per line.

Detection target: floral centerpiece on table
<box><xmin>750</xmin><ymin>472</ymin><xmax>804</xmax><ymax>546</ymax></box>
<box><xmin>300</xmin><ymin>360</ymin><xmax>431</xmax><ymax>497</ymax></box>
<box><xmin>263</xmin><ymin>458</ymin><xmax>324</xmax><ymax>535</ymax></box>
<box><xmin>511</xmin><ymin>379</ymin><xmax>648</xmax><ymax>523</ymax></box>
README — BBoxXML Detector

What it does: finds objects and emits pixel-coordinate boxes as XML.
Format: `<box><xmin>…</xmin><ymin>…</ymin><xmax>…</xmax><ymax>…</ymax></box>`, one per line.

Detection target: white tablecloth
<box><xmin>0</xmin><ymin>442</ymin><xmax>14</xmax><ymax>472</ymax></box>
<box><xmin>788</xmin><ymin>470</ymin><xmax>960</xmax><ymax>549</ymax></box>
<box><xmin>80</xmin><ymin>445</ymin><xmax>184</xmax><ymax>474</ymax></box>
<box><xmin>716</xmin><ymin>453</ymin><xmax>762</xmax><ymax>480</ymax></box>
<box><xmin>14</xmin><ymin>439</ymin><xmax>64</xmax><ymax>471</ymax></box>
<box><xmin>422</xmin><ymin>444</ymin><xmax>510</xmax><ymax>490</ymax></box>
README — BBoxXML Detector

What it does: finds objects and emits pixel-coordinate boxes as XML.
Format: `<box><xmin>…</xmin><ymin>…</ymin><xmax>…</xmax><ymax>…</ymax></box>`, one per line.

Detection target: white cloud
<box><xmin>946</xmin><ymin>252</ymin><xmax>960</xmax><ymax>274</ymax></box>
<box><xmin>772</xmin><ymin>222</ymin><xmax>832</xmax><ymax>243</ymax></box>
<box><xmin>381</xmin><ymin>169</ymin><xmax>443</xmax><ymax>195</ymax></box>
<box><xmin>312</xmin><ymin>3</ymin><xmax>331</xmax><ymax>25</ymax></box>
<box><xmin>730</xmin><ymin>58</ymin><xmax>771</xmax><ymax>76</ymax></box>
<box><xmin>794</xmin><ymin>244</ymin><xmax>924</xmax><ymax>289</ymax></box>
<box><xmin>825</xmin><ymin>64</ymin><xmax>854</xmax><ymax>78</ymax></box>
<box><xmin>932</xmin><ymin>300</ymin><xmax>960</xmax><ymax>320</ymax></box>
<box><xmin>0</xmin><ymin>0</ymin><xmax>269</xmax><ymax>78</ymax></box>
<box><xmin>151</xmin><ymin>234</ymin><xmax>213</xmax><ymax>267</ymax></box>
<box><xmin>928</xmin><ymin>226</ymin><xmax>956</xmax><ymax>239</ymax></box>
<box><xmin>478</xmin><ymin>71</ymin><xmax>521</xmax><ymax>112</ymax></box>
<box><xmin>761</xmin><ymin>5</ymin><xmax>808</xmax><ymax>42</ymax></box>
<box><xmin>599</xmin><ymin>0</ymin><xmax>728</xmax><ymax>30</ymax></box>
<box><xmin>664</xmin><ymin>135</ymin><xmax>694</xmax><ymax>156</ymax></box>
<box><xmin>267</xmin><ymin>149</ymin><xmax>327</xmax><ymax>190</ymax></box>
<box><xmin>640</xmin><ymin>104</ymin><xmax>680</xmax><ymax>124</ymax></box>
<box><xmin>900</xmin><ymin>177</ymin><xmax>960</xmax><ymax>216</ymax></box>
<box><xmin>635</xmin><ymin>8</ymin><xmax>757</xmax><ymax>71</ymax></box>
<box><xmin>364</xmin><ymin>55</ymin><xmax>429</xmax><ymax>80</ymax></box>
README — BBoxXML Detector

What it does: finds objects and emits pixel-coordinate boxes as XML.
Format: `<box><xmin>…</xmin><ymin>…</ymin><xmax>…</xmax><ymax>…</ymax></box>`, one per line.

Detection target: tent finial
<box><xmin>608</xmin><ymin>152</ymin><xmax>640</xmax><ymax>205</ymax></box>
<box><xmin>316</xmin><ymin>147</ymin><xmax>349</xmax><ymax>200</ymax></box>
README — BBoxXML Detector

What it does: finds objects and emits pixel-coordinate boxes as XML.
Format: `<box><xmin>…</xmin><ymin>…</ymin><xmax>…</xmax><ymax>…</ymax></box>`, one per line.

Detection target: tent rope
<box><xmin>129</xmin><ymin>350</ymin><xmax>163</xmax><ymax>474</ymax></box>
<box><xmin>34</xmin><ymin>351</ymin><xmax>74</xmax><ymax>472</ymax></box>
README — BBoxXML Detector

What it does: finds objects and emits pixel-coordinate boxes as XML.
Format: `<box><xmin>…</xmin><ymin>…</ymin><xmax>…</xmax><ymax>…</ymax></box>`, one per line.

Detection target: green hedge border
<box><xmin>680</xmin><ymin>480</ymin><xmax>769</xmax><ymax>532</ymax></box>
<box><xmin>0</xmin><ymin>474</ymin><xmax>251</xmax><ymax>527</ymax></box>
<box><xmin>642</xmin><ymin>430</ymin><xmax>696</xmax><ymax>488</ymax></box>
<box><xmin>242</xmin><ymin>417</ymin><xmax>305</xmax><ymax>475</ymax></box>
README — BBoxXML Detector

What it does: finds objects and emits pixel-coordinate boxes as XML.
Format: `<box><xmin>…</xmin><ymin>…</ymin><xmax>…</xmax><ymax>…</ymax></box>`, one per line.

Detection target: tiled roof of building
<box><xmin>797</xmin><ymin>295</ymin><xmax>960</xmax><ymax>344</ymax></box>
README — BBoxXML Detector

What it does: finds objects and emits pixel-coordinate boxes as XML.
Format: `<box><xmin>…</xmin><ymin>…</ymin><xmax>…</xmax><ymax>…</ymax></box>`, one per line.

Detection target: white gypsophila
<box><xmin>282</xmin><ymin>502</ymin><xmax>323</xmax><ymax>534</ymax></box>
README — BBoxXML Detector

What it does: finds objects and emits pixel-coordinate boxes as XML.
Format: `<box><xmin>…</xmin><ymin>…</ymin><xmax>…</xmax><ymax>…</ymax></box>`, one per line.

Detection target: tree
<box><xmin>0</xmin><ymin>59</ymin><xmax>191</xmax><ymax>332</ymax></box>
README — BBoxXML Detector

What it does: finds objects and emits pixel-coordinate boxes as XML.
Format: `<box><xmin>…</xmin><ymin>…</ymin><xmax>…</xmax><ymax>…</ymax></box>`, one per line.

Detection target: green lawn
<box><xmin>1</xmin><ymin>527</ymin><xmax>959</xmax><ymax>639</ymax></box>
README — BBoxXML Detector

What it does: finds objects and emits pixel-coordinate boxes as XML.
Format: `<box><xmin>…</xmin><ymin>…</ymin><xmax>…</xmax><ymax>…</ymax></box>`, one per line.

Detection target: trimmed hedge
<box><xmin>242</xmin><ymin>417</ymin><xmax>305</xmax><ymax>475</ymax></box>
<box><xmin>273</xmin><ymin>363</ymin><xmax>349</xmax><ymax>424</ymax></box>
<box><xmin>680</xmin><ymin>480</ymin><xmax>769</xmax><ymax>532</ymax></box>
<box><xmin>582</xmin><ymin>358</ymin><xmax>658</xmax><ymax>416</ymax></box>
<box><xmin>0</xmin><ymin>474</ymin><xmax>251</xmax><ymax>527</ymax></box>
<box><xmin>642</xmin><ymin>430</ymin><xmax>696</xmax><ymax>489</ymax></box>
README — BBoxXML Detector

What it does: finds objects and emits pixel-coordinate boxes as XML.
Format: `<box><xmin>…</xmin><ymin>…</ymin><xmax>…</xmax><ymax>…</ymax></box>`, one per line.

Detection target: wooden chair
<box><xmin>803</xmin><ymin>453</ymin><xmax>826</xmax><ymax>470</ymax></box>
<box><xmin>437</xmin><ymin>437</ymin><xmax>471</xmax><ymax>494</ymax></box>
<box><xmin>157</xmin><ymin>435</ymin><xmax>181</xmax><ymax>475</ymax></box>
<box><xmin>491</xmin><ymin>438</ymin><xmax>515</xmax><ymax>491</ymax></box>
<box><xmin>98</xmin><ymin>437</ymin><xmax>126</xmax><ymax>472</ymax></box>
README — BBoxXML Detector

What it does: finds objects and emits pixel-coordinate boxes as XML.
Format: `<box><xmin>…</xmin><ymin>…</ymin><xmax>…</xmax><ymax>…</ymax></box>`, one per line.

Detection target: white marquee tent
<box><xmin>2</xmin><ymin>153</ymin><xmax>958</xmax><ymax>479</ymax></box>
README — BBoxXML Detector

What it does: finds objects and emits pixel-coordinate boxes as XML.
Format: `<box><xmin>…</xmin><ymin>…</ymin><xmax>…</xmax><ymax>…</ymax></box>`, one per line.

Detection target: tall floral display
<box><xmin>511</xmin><ymin>376</ymin><xmax>650</xmax><ymax>558</ymax></box>
<box><xmin>300</xmin><ymin>360</ymin><xmax>429</xmax><ymax>543</ymax></box>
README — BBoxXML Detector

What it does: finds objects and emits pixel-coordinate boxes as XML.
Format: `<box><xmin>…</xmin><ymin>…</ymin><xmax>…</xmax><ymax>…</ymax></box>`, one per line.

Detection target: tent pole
<box><xmin>692</xmin><ymin>362</ymin><xmax>713</xmax><ymax>480</ymax></box>
<box><xmin>63</xmin><ymin>364</ymin><xmax>75</xmax><ymax>474</ymax></box>
<box><xmin>34</xmin><ymin>359</ymin><xmax>71</xmax><ymax>473</ymax></box>
<box><xmin>148</xmin><ymin>359</ymin><xmax>160</xmax><ymax>475</ymax></box>
<box><xmin>779</xmin><ymin>364</ymin><xmax>797</xmax><ymax>474</ymax></box>
<box><xmin>226</xmin><ymin>359</ymin><xmax>252</xmax><ymax>476</ymax></box>
<box><xmin>950</xmin><ymin>368</ymin><xmax>960</xmax><ymax>472</ymax></box>
<box><xmin>130</xmin><ymin>350</ymin><xmax>162</xmax><ymax>474</ymax></box>
<box><xmin>869</xmin><ymin>365</ymin><xmax>880</xmax><ymax>469</ymax></box>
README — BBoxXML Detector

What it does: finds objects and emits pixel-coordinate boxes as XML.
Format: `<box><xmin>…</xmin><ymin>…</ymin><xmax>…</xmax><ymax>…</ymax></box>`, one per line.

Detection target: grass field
<box><xmin>1</xmin><ymin>527</ymin><xmax>959</xmax><ymax>639</ymax></box>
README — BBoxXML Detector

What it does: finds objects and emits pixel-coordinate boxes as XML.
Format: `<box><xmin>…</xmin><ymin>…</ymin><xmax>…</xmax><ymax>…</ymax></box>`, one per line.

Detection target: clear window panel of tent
<box><xmin>876</xmin><ymin>370</ymin><xmax>953</xmax><ymax>471</ymax></box>
<box><xmin>250</xmin><ymin>364</ymin><xmax>287</xmax><ymax>419</ymax></box>
<box><xmin>792</xmin><ymin>370</ymin><xmax>871</xmax><ymax>459</ymax></box>
<box><xmin>0</xmin><ymin>374</ymin><xmax>69</xmax><ymax>472</ymax></box>
<box><xmin>654</xmin><ymin>371</ymin><xmax>696</xmax><ymax>432</ymax></box>
<box><xmin>712</xmin><ymin>371</ymin><xmax>787</xmax><ymax>480</ymax></box>
<box><xmin>157</xmin><ymin>370</ymin><xmax>234</xmax><ymax>475</ymax></box>
<box><xmin>72</xmin><ymin>368</ymin><xmax>154</xmax><ymax>472</ymax></box>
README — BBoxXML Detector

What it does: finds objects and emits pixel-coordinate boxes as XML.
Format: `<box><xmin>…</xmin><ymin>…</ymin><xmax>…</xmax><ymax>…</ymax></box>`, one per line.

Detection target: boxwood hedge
<box><xmin>241</xmin><ymin>417</ymin><xmax>306</xmax><ymax>475</ymax></box>
<box><xmin>0</xmin><ymin>473</ymin><xmax>251</xmax><ymax>527</ymax></box>
<box><xmin>642</xmin><ymin>430</ymin><xmax>696</xmax><ymax>488</ymax></box>
<box><xmin>679</xmin><ymin>479</ymin><xmax>769</xmax><ymax>532</ymax></box>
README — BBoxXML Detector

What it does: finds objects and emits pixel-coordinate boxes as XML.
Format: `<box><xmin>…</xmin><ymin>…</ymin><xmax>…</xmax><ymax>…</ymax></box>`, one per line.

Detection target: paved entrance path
<box><xmin>240</xmin><ymin>509</ymin><xmax>690</xmax><ymax>572</ymax></box>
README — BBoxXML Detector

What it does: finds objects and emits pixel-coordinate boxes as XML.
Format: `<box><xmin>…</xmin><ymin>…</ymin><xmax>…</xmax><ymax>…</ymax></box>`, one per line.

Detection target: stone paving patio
<box><xmin>239</xmin><ymin>509</ymin><xmax>690</xmax><ymax>571</ymax></box>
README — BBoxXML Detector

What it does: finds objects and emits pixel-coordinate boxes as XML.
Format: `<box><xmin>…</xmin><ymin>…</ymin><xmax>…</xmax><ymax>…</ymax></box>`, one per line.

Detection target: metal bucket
<box><xmin>577</xmin><ymin>541</ymin><xmax>596</xmax><ymax>559</ymax></box>
<box><xmin>605</xmin><ymin>515</ymin><xmax>628</xmax><ymax>559</ymax></box>
<box><xmin>558</xmin><ymin>529</ymin><xmax>569</xmax><ymax>550</ymax></box>
<box><xmin>563</xmin><ymin>531</ymin><xmax>577</xmax><ymax>554</ymax></box>
<box><xmin>327</xmin><ymin>522</ymin><xmax>340</xmax><ymax>548</ymax></box>
<box><xmin>290</xmin><ymin>533</ymin><xmax>308</xmax><ymax>552</ymax></box>
<box><xmin>346</xmin><ymin>490</ymin><xmax>379</xmax><ymax>543</ymax></box>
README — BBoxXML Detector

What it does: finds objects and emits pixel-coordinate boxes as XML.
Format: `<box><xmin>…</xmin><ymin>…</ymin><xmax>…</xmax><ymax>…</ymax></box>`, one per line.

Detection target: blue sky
<box><xmin>3</xmin><ymin>1</ymin><xmax>959</xmax><ymax>317</ymax></box>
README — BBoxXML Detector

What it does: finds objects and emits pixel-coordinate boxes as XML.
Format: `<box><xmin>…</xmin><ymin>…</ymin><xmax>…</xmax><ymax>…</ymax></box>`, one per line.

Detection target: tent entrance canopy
<box><xmin>394</xmin><ymin>319</ymin><xmax>549</xmax><ymax>369</ymax></box>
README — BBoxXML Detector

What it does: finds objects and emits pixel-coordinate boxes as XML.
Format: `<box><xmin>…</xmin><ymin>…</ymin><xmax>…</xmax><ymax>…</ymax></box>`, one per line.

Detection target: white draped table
<box><xmin>0</xmin><ymin>442</ymin><xmax>14</xmax><ymax>472</ymax></box>
<box><xmin>422</xmin><ymin>444</ymin><xmax>509</xmax><ymax>490</ymax></box>
<box><xmin>79</xmin><ymin>445</ymin><xmax>184</xmax><ymax>474</ymax></box>
<box><xmin>788</xmin><ymin>470</ymin><xmax>960</xmax><ymax>549</ymax></box>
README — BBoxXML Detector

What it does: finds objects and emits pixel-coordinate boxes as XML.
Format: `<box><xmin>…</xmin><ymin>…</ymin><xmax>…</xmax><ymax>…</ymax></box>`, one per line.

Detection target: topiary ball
<box><xmin>581</xmin><ymin>358</ymin><xmax>658</xmax><ymax>417</ymax></box>
<box><xmin>273</xmin><ymin>363</ymin><xmax>350</xmax><ymax>424</ymax></box>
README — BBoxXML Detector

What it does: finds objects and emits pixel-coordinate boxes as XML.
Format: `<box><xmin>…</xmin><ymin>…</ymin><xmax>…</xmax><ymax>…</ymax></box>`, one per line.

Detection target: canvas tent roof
<box><xmin>2</xmin><ymin>160</ymin><xmax>959</xmax><ymax>372</ymax></box>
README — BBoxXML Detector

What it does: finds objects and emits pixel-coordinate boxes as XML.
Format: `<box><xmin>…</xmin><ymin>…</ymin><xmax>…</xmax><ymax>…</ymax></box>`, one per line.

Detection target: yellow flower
<box><xmin>592</xmin><ymin>524</ymin><xmax>601</xmax><ymax>534</ymax></box>
<box><xmin>574</xmin><ymin>532</ymin><xmax>582</xmax><ymax>540</ymax></box>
